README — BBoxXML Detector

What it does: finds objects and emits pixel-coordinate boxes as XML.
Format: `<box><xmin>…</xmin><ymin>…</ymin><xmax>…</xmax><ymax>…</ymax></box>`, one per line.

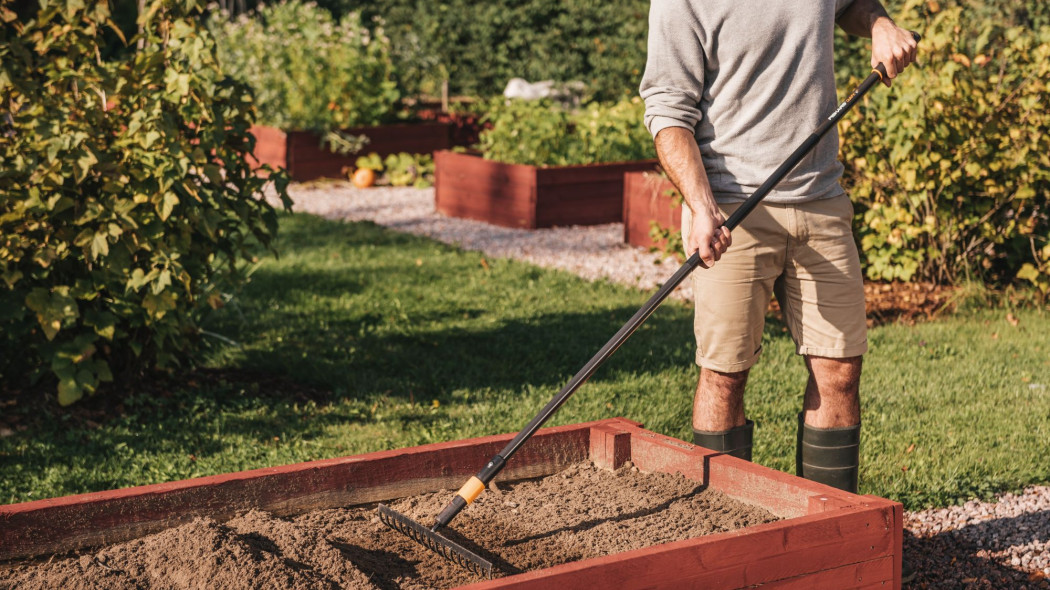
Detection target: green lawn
<box><xmin>2</xmin><ymin>213</ymin><xmax>1048</xmax><ymax>510</ymax></box>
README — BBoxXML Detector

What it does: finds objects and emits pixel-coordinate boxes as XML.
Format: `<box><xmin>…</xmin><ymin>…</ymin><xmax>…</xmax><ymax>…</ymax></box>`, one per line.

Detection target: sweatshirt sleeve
<box><xmin>639</xmin><ymin>0</ymin><xmax>705</xmax><ymax>139</ymax></box>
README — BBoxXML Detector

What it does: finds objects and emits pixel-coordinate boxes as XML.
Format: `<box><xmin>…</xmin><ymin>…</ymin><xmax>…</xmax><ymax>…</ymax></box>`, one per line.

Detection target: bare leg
<box><xmin>802</xmin><ymin>356</ymin><xmax>862</xmax><ymax>428</ymax></box>
<box><xmin>692</xmin><ymin>368</ymin><xmax>749</xmax><ymax>431</ymax></box>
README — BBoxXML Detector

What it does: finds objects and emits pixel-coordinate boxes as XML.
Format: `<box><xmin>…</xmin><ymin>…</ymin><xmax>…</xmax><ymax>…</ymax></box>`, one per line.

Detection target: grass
<box><xmin>1</xmin><ymin>213</ymin><xmax>1048</xmax><ymax>510</ymax></box>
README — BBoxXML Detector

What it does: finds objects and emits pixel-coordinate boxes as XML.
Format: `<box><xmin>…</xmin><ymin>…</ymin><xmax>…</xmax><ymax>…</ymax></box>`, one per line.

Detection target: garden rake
<box><xmin>379</xmin><ymin>46</ymin><xmax>919</xmax><ymax>578</ymax></box>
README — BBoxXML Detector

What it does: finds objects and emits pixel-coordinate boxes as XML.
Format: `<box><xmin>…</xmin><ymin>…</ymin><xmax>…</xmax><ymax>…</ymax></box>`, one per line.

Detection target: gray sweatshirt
<box><xmin>640</xmin><ymin>0</ymin><xmax>856</xmax><ymax>203</ymax></box>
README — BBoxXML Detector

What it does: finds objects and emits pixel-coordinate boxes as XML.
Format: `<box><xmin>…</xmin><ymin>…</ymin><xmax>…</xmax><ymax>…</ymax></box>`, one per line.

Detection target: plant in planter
<box><xmin>349</xmin><ymin>152</ymin><xmax>434</xmax><ymax>188</ymax></box>
<box><xmin>477</xmin><ymin>97</ymin><xmax>654</xmax><ymax>166</ymax></box>
<box><xmin>435</xmin><ymin>98</ymin><xmax>658</xmax><ymax>229</ymax></box>
<box><xmin>209</xmin><ymin>1</ymin><xmax>452</xmax><ymax>180</ymax></box>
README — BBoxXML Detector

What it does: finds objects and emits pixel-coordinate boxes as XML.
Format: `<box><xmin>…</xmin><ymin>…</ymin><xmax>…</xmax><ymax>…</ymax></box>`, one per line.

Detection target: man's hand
<box><xmin>837</xmin><ymin>0</ymin><xmax>919</xmax><ymax>86</ymax></box>
<box><xmin>871</xmin><ymin>18</ymin><xmax>918</xmax><ymax>86</ymax></box>
<box><xmin>688</xmin><ymin>205</ymin><xmax>732</xmax><ymax>268</ymax></box>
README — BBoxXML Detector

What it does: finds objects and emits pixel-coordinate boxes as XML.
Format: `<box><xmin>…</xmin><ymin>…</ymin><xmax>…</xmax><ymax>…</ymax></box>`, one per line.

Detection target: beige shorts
<box><xmin>682</xmin><ymin>194</ymin><xmax>867</xmax><ymax>372</ymax></box>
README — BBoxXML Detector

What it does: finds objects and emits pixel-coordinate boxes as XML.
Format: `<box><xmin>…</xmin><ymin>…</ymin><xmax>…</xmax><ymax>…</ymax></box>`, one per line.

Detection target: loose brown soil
<box><xmin>0</xmin><ymin>462</ymin><xmax>778</xmax><ymax>590</ymax></box>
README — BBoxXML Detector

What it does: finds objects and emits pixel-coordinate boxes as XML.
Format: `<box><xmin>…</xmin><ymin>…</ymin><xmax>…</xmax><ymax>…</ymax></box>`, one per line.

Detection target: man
<box><xmin>640</xmin><ymin>0</ymin><xmax>917</xmax><ymax>491</ymax></box>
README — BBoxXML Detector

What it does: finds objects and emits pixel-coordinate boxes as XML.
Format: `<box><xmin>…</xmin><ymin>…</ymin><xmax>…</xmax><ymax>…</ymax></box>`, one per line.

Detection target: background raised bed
<box><xmin>434</xmin><ymin>150</ymin><xmax>658</xmax><ymax>229</ymax></box>
<box><xmin>0</xmin><ymin>418</ymin><xmax>903</xmax><ymax>589</ymax></box>
<box><xmin>249</xmin><ymin>122</ymin><xmax>453</xmax><ymax>181</ymax></box>
<box><xmin>622</xmin><ymin>170</ymin><xmax>682</xmax><ymax>251</ymax></box>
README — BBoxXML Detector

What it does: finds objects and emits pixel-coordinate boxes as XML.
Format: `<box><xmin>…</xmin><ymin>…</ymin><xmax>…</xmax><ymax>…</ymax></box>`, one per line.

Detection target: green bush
<box><xmin>208</xmin><ymin>1</ymin><xmax>400</xmax><ymax>132</ymax></box>
<box><xmin>0</xmin><ymin>0</ymin><xmax>291</xmax><ymax>404</ymax></box>
<box><xmin>478</xmin><ymin>98</ymin><xmax>654</xmax><ymax>166</ymax></box>
<box><xmin>839</xmin><ymin>0</ymin><xmax>1050</xmax><ymax>288</ymax></box>
<box><xmin>328</xmin><ymin>0</ymin><xmax>649</xmax><ymax>102</ymax></box>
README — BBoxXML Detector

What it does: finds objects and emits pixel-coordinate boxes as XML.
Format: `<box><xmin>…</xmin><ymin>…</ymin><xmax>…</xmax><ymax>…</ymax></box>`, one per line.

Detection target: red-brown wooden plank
<box><xmin>247</xmin><ymin>125</ymin><xmax>288</xmax><ymax>170</ymax></box>
<box><xmin>589</xmin><ymin>423</ymin><xmax>632</xmax><ymax>470</ymax></box>
<box><xmin>461</xmin><ymin>504</ymin><xmax>896</xmax><ymax>590</ymax></box>
<box><xmin>436</xmin><ymin>151</ymin><xmax>537</xmax><ymax>186</ymax></box>
<box><xmin>534</xmin><ymin>185</ymin><xmax>625</xmax><ymax>227</ymax></box>
<box><xmin>624</xmin><ymin>427</ymin><xmax>870</xmax><ymax>519</ymax></box>
<box><xmin>751</xmin><ymin>556</ymin><xmax>893</xmax><ymax>589</ymax></box>
<box><xmin>250</xmin><ymin>124</ymin><xmax>452</xmax><ymax>181</ymax></box>
<box><xmin>435</xmin><ymin>151</ymin><xmax>539</xmax><ymax>228</ymax></box>
<box><xmin>434</xmin><ymin>173</ymin><xmax>537</xmax><ymax>199</ymax></box>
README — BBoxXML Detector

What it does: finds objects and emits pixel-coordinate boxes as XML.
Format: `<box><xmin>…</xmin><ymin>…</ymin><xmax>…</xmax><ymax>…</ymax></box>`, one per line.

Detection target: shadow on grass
<box><xmin>219</xmin><ymin>224</ymin><xmax>793</xmax><ymax>406</ymax></box>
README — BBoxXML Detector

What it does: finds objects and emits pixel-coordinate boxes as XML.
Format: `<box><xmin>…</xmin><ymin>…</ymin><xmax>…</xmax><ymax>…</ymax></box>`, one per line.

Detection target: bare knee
<box><xmin>694</xmin><ymin>368</ymin><xmax>750</xmax><ymax>431</ymax></box>
<box><xmin>806</xmin><ymin>356</ymin><xmax>862</xmax><ymax>395</ymax></box>
<box><xmin>701</xmin><ymin>367</ymin><xmax>750</xmax><ymax>395</ymax></box>
<box><xmin>803</xmin><ymin>356</ymin><xmax>862</xmax><ymax>427</ymax></box>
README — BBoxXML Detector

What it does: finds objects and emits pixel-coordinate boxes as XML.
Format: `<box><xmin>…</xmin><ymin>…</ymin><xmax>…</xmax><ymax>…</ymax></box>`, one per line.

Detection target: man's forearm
<box><xmin>653</xmin><ymin>127</ymin><xmax>718</xmax><ymax>218</ymax></box>
<box><xmin>837</xmin><ymin>0</ymin><xmax>892</xmax><ymax>38</ymax></box>
<box><xmin>653</xmin><ymin>126</ymin><xmax>730</xmax><ymax>266</ymax></box>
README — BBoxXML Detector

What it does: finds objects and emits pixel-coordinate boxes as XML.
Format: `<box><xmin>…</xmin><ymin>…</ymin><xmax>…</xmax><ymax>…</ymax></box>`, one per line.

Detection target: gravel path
<box><xmin>272</xmin><ymin>182</ymin><xmax>1050</xmax><ymax>588</ymax></box>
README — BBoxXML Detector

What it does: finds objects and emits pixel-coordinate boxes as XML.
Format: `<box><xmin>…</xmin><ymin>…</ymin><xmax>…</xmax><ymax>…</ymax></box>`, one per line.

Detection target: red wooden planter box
<box><xmin>434</xmin><ymin>150</ymin><xmax>659</xmax><ymax>229</ymax></box>
<box><xmin>249</xmin><ymin>122</ymin><xmax>453</xmax><ymax>181</ymax></box>
<box><xmin>623</xmin><ymin>170</ymin><xmax>683</xmax><ymax>250</ymax></box>
<box><xmin>0</xmin><ymin>418</ymin><xmax>901</xmax><ymax>589</ymax></box>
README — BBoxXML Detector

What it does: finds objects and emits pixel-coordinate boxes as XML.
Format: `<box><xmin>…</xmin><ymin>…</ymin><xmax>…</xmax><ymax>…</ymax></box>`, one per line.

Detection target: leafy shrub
<box><xmin>209</xmin><ymin>1</ymin><xmax>400</xmax><ymax>132</ymax></box>
<box><xmin>0</xmin><ymin>0</ymin><xmax>291</xmax><ymax>404</ymax></box>
<box><xmin>478</xmin><ymin>98</ymin><xmax>654</xmax><ymax>166</ymax></box>
<box><xmin>324</xmin><ymin>0</ymin><xmax>649</xmax><ymax>101</ymax></box>
<box><xmin>839</xmin><ymin>0</ymin><xmax>1050</xmax><ymax>287</ymax></box>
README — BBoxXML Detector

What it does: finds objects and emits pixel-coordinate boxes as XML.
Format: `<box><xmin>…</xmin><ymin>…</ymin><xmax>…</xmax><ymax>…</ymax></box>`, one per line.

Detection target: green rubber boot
<box><xmin>795</xmin><ymin>415</ymin><xmax>916</xmax><ymax>583</ymax></box>
<box><xmin>693</xmin><ymin>419</ymin><xmax>754</xmax><ymax>461</ymax></box>
<box><xmin>795</xmin><ymin>413</ymin><xmax>860</xmax><ymax>493</ymax></box>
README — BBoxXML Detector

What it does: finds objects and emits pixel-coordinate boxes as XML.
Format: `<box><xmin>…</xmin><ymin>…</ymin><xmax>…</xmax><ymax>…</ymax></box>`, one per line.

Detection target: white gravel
<box><xmin>271</xmin><ymin>181</ymin><xmax>1050</xmax><ymax>587</ymax></box>
<box><xmin>905</xmin><ymin>486</ymin><xmax>1050</xmax><ymax>587</ymax></box>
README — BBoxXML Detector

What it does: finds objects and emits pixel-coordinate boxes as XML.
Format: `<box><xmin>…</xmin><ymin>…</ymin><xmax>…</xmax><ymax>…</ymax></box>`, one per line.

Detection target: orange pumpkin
<box><xmin>351</xmin><ymin>168</ymin><xmax>376</xmax><ymax>188</ymax></box>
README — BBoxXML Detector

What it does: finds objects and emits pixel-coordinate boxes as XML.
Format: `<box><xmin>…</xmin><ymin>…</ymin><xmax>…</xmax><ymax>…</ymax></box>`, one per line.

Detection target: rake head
<box><xmin>377</xmin><ymin>504</ymin><xmax>494</xmax><ymax>578</ymax></box>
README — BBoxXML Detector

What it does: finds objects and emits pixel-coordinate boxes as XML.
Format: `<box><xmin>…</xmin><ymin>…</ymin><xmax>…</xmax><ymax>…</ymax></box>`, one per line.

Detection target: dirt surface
<box><xmin>0</xmin><ymin>462</ymin><xmax>777</xmax><ymax>589</ymax></box>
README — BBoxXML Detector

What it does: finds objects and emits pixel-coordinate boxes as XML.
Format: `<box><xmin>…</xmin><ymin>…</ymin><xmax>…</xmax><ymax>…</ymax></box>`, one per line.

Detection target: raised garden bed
<box><xmin>249</xmin><ymin>122</ymin><xmax>453</xmax><ymax>181</ymax></box>
<box><xmin>434</xmin><ymin>150</ymin><xmax>659</xmax><ymax>229</ymax></box>
<box><xmin>623</xmin><ymin>170</ymin><xmax>682</xmax><ymax>250</ymax></box>
<box><xmin>0</xmin><ymin>418</ymin><xmax>903</xmax><ymax>589</ymax></box>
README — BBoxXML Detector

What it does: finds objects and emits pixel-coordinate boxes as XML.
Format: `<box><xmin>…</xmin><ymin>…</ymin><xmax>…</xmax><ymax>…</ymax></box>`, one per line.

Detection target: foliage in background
<box><xmin>353</xmin><ymin>152</ymin><xmax>434</xmax><ymax>188</ymax></box>
<box><xmin>478</xmin><ymin>98</ymin><xmax>654</xmax><ymax>166</ymax></box>
<box><xmin>208</xmin><ymin>1</ymin><xmax>399</xmax><ymax>132</ymax></box>
<box><xmin>0</xmin><ymin>0</ymin><xmax>290</xmax><ymax>405</ymax></box>
<box><xmin>839</xmin><ymin>0</ymin><xmax>1050</xmax><ymax>290</ymax></box>
<box><xmin>321</xmin><ymin>0</ymin><xmax>650</xmax><ymax>102</ymax></box>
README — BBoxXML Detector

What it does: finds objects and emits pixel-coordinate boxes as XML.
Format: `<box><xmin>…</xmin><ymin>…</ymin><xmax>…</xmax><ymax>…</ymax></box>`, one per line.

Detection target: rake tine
<box><xmin>378</xmin><ymin>504</ymin><xmax>494</xmax><ymax>578</ymax></box>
